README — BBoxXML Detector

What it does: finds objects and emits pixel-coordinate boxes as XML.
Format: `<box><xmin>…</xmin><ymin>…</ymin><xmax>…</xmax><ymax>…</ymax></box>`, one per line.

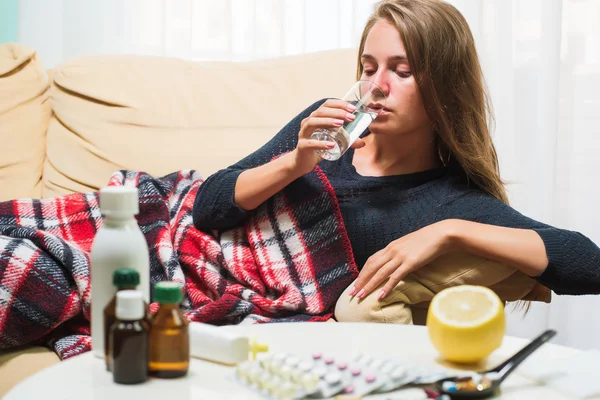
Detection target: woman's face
<box><xmin>360</xmin><ymin>19</ymin><xmax>432</xmax><ymax>137</ymax></box>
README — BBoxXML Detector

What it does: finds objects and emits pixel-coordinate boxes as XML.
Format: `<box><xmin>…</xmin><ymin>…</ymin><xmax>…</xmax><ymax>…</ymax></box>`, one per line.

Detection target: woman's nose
<box><xmin>371</xmin><ymin>71</ymin><xmax>390</xmax><ymax>97</ymax></box>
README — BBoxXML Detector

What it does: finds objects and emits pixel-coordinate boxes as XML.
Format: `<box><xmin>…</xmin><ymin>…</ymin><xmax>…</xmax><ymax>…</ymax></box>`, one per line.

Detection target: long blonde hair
<box><xmin>358</xmin><ymin>0</ymin><xmax>508</xmax><ymax>204</ymax></box>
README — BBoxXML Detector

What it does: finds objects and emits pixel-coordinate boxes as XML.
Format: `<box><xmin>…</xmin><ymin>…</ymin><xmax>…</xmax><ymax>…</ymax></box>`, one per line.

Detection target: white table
<box><xmin>4</xmin><ymin>322</ymin><xmax>584</xmax><ymax>399</ymax></box>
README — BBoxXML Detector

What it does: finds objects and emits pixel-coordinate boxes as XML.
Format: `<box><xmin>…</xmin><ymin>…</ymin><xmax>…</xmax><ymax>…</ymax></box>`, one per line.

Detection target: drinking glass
<box><xmin>310</xmin><ymin>80</ymin><xmax>386</xmax><ymax>161</ymax></box>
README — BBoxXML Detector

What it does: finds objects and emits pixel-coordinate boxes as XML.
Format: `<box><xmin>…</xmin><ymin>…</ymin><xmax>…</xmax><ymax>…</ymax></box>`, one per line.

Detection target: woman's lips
<box><xmin>367</xmin><ymin>103</ymin><xmax>391</xmax><ymax>117</ymax></box>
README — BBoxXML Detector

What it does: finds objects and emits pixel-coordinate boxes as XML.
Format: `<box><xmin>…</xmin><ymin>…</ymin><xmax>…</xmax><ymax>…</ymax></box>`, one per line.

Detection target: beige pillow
<box><xmin>334</xmin><ymin>252</ymin><xmax>551</xmax><ymax>325</ymax></box>
<box><xmin>44</xmin><ymin>49</ymin><xmax>358</xmax><ymax>197</ymax></box>
<box><xmin>0</xmin><ymin>44</ymin><xmax>50</xmax><ymax>201</ymax></box>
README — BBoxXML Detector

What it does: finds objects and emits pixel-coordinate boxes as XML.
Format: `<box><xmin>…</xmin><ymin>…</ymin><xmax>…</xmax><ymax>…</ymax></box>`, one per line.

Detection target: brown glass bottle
<box><xmin>103</xmin><ymin>269</ymin><xmax>150</xmax><ymax>371</ymax></box>
<box><xmin>110</xmin><ymin>290</ymin><xmax>149</xmax><ymax>384</ymax></box>
<box><xmin>149</xmin><ymin>282</ymin><xmax>189</xmax><ymax>378</ymax></box>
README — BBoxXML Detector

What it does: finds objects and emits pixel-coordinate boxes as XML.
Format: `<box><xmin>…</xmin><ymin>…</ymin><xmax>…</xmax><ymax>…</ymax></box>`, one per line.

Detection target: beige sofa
<box><xmin>0</xmin><ymin>42</ymin><xmax>358</xmax><ymax>397</ymax></box>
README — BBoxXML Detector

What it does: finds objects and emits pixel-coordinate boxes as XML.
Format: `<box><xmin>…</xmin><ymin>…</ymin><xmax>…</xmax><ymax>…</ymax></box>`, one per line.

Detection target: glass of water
<box><xmin>311</xmin><ymin>80</ymin><xmax>386</xmax><ymax>161</ymax></box>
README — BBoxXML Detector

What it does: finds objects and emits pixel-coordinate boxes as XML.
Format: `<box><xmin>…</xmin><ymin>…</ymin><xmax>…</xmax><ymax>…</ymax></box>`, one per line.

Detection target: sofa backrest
<box><xmin>0</xmin><ymin>43</ymin><xmax>358</xmax><ymax>200</ymax></box>
<box><xmin>0</xmin><ymin>44</ymin><xmax>51</xmax><ymax>200</ymax></box>
<box><xmin>44</xmin><ymin>49</ymin><xmax>358</xmax><ymax>198</ymax></box>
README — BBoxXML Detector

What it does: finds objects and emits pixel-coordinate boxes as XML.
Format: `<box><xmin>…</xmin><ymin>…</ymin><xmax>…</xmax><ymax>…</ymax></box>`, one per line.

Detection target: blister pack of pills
<box><xmin>234</xmin><ymin>353</ymin><xmax>343</xmax><ymax>399</ymax></box>
<box><xmin>233</xmin><ymin>351</ymin><xmax>461</xmax><ymax>399</ymax></box>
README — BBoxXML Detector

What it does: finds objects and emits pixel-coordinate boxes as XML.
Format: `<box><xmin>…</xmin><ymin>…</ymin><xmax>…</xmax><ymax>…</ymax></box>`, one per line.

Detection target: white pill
<box><xmin>390</xmin><ymin>367</ymin><xmax>407</xmax><ymax>380</ymax></box>
<box><xmin>269</xmin><ymin>360</ymin><xmax>283</xmax><ymax>374</ymax></box>
<box><xmin>291</xmin><ymin>368</ymin><xmax>304</xmax><ymax>383</ymax></box>
<box><xmin>352</xmin><ymin>352</ymin><xmax>363</xmax><ymax>362</ymax></box>
<box><xmin>380</xmin><ymin>362</ymin><xmax>395</xmax><ymax>374</ymax></box>
<box><xmin>298</xmin><ymin>360</ymin><xmax>313</xmax><ymax>372</ymax></box>
<box><xmin>301</xmin><ymin>373</ymin><xmax>319</xmax><ymax>391</ymax></box>
<box><xmin>370</xmin><ymin>358</ymin><xmax>385</xmax><ymax>369</ymax></box>
<box><xmin>325</xmin><ymin>372</ymin><xmax>342</xmax><ymax>385</ymax></box>
<box><xmin>314</xmin><ymin>366</ymin><xmax>328</xmax><ymax>378</ymax></box>
<box><xmin>285</xmin><ymin>356</ymin><xmax>300</xmax><ymax>368</ymax></box>
<box><xmin>273</xmin><ymin>353</ymin><xmax>288</xmax><ymax>363</ymax></box>
<box><xmin>265</xmin><ymin>376</ymin><xmax>281</xmax><ymax>393</ymax></box>
<box><xmin>259</xmin><ymin>354</ymin><xmax>272</xmax><ymax>363</ymax></box>
<box><xmin>485</xmin><ymin>372</ymin><xmax>500</xmax><ymax>381</ymax></box>
<box><xmin>279</xmin><ymin>365</ymin><xmax>293</xmax><ymax>380</ymax></box>
<box><xmin>247</xmin><ymin>367</ymin><xmax>262</xmax><ymax>383</ymax></box>
<box><xmin>259</xmin><ymin>355</ymin><xmax>272</xmax><ymax>368</ymax></box>
<box><xmin>260</xmin><ymin>360</ymin><xmax>272</xmax><ymax>370</ymax></box>
<box><xmin>442</xmin><ymin>381</ymin><xmax>457</xmax><ymax>391</ymax></box>
<box><xmin>361</xmin><ymin>355</ymin><xmax>373</xmax><ymax>365</ymax></box>
<box><xmin>278</xmin><ymin>382</ymin><xmax>297</xmax><ymax>399</ymax></box>
<box><xmin>258</xmin><ymin>371</ymin><xmax>272</xmax><ymax>388</ymax></box>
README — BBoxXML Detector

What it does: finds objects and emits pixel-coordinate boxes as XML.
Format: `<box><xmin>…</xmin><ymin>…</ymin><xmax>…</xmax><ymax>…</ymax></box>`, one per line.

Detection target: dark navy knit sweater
<box><xmin>193</xmin><ymin>100</ymin><xmax>600</xmax><ymax>295</ymax></box>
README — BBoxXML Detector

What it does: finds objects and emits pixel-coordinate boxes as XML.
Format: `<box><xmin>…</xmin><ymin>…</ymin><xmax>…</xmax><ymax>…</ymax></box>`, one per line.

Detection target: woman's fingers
<box><xmin>356</xmin><ymin>258</ymin><xmax>400</xmax><ymax>298</ymax></box>
<box><xmin>350</xmin><ymin>249</ymin><xmax>388</xmax><ymax>296</ymax></box>
<box><xmin>322</xmin><ymin>99</ymin><xmax>357</xmax><ymax>113</ymax></box>
<box><xmin>299</xmin><ymin>101</ymin><xmax>357</xmax><ymax>135</ymax></box>
<box><xmin>299</xmin><ymin>117</ymin><xmax>344</xmax><ymax>138</ymax></box>
<box><xmin>379</xmin><ymin>265</ymin><xmax>411</xmax><ymax>300</ymax></box>
<box><xmin>311</xmin><ymin>106</ymin><xmax>356</xmax><ymax>122</ymax></box>
<box><xmin>298</xmin><ymin>139</ymin><xmax>336</xmax><ymax>151</ymax></box>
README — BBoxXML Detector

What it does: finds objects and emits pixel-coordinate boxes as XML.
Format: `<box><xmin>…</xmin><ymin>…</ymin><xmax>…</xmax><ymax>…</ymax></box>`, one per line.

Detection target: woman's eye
<box><xmin>396</xmin><ymin>71</ymin><xmax>412</xmax><ymax>78</ymax></box>
<box><xmin>363</xmin><ymin>69</ymin><xmax>376</xmax><ymax>76</ymax></box>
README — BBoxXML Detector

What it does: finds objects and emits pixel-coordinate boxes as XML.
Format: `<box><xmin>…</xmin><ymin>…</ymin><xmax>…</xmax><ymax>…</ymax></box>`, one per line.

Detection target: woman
<box><xmin>192</xmin><ymin>0</ymin><xmax>600</xmax><ymax>299</ymax></box>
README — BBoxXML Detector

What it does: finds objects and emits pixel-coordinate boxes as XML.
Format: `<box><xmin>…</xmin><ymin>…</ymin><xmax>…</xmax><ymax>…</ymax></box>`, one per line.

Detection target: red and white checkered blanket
<box><xmin>0</xmin><ymin>169</ymin><xmax>358</xmax><ymax>359</ymax></box>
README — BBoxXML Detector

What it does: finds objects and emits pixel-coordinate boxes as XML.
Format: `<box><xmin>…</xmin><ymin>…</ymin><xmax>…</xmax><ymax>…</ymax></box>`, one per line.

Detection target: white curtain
<box><xmin>17</xmin><ymin>0</ymin><xmax>381</xmax><ymax>66</ymax></box>
<box><xmin>18</xmin><ymin>0</ymin><xmax>600</xmax><ymax>350</ymax></box>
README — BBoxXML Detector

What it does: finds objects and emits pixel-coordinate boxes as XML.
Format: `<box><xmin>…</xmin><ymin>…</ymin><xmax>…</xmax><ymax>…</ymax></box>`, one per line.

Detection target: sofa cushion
<box><xmin>45</xmin><ymin>49</ymin><xmax>357</xmax><ymax>197</ymax></box>
<box><xmin>0</xmin><ymin>44</ymin><xmax>50</xmax><ymax>201</ymax></box>
<box><xmin>0</xmin><ymin>346</ymin><xmax>60</xmax><ymax>398</ymax></box>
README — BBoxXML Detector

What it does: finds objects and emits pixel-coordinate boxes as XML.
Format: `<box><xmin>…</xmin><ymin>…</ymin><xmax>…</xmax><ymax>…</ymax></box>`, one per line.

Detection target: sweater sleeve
<box><xmin>440</xmin><ymin>189</ymin><xmax>600</xmax><ymax>295</ymax></box>
<box><xmin>192</xmin><ymin>99</ymin><xmax>327</xmax><ymax>232</ymax></box>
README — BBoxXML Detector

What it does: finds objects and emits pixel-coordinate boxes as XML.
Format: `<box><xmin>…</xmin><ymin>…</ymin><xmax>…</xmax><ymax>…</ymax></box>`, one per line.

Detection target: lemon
<box><xmin>427</xmin><ymin>285</ymin><xmax>506</xmax><ymax>364</ymax></box>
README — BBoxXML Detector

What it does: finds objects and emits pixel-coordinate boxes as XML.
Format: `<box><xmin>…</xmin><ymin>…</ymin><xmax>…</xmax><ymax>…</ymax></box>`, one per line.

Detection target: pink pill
<box><xmin>312</xmin><ymin>352</ymin><xmax>322</xmax><ymax>360</ymax></box>
<box><xmin>344</xmin><ymin>385</ymin><xmax>355</xmax><ymax>393</ymax></box>
<box><xmin>351</xmin><ymin>367</ymin><xmax>361</xmax><ymax>376</ymax></box>
<box><xmin>337</xmin><ymin>362</ymin><xmax>348</xmax><ymax>370</ymax></box>
<box><xmin>325</xmin><ymin>357</ymin><xmax>334</xmax><ymax>365</ymax></box>
<box><xmin>365</xmin><ymin>373</ymin><xmax>377</xmax><ymax>383</ymax></box>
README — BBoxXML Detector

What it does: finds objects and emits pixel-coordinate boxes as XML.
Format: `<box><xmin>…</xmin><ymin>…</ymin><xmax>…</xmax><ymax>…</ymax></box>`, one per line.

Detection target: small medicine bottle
<box><xmin>110</xmin><ymin>290</ymin><xmax>150</xmax><ymax>384</ymax></box>
<box><xmin>104</xmin><ymin>268</ymin><xmax>145</xmax><ymax>370</ymax></box>
<box><xmin>149</xmin><ymin>282</ymin><xmax>189</xmax><ymax>378</ymax></box>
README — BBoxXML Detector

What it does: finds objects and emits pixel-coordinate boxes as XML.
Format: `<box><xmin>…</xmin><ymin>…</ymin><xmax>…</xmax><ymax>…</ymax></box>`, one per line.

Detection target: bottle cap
<box><xmin>115</xmin><ymin>290</ymin><xmax>145</xmax><ymax>320</ymax></box>
<box><xmin>154</xmin><ymin>281</ymin><xmax>184</xmax><ymax>304</ymax></box>
<box><xmin>99</xmin><ymin>186</ymin><xmax>139</xmax><ymax>217</ymax></box>
<box><xmin>113</xmin><ymin>269</ymin><xmax>140</xmax><ymax>288</ymax></box>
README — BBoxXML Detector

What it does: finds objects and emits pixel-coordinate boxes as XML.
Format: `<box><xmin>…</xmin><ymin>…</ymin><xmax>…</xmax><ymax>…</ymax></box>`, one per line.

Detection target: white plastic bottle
<box><xmin>91</xmin><ymin>186</ymin><xmax>150</xmax><ymax>359</ymax></box>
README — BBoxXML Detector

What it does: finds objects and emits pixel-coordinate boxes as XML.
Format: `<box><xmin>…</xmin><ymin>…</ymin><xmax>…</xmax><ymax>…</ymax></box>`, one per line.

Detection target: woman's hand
<box><xmin>349</xmin><ymin>220</ymin><xmax>456</xmax><ymax>300</ymax></box>
<box><xmin>291</xmin><ymin>99</ymin><xmax>366</xmax><ymax>176</ymax></box>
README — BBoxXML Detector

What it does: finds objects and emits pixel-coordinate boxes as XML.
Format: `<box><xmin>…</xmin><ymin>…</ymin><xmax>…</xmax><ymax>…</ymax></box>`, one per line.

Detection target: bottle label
<box><xmin>149</xmin><ymin>328</ymin><xmax>189</xmax><ymax>371</ymax></box>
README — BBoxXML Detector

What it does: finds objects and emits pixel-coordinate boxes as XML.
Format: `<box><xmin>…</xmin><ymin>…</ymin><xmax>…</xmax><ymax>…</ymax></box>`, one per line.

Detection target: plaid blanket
<box><xmin>0</xmin><ymin>168</ymin><xmax>358</xmax><ymax>359</ymax></box>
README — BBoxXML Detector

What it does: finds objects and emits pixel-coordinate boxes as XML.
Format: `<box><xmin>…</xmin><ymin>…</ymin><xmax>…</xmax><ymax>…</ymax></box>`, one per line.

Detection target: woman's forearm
<box><xmin>445</xmin><ymin>219</ymin><xmax>549</xmax><ymax>277</ymax></box>
<box><xmin>234</xmin><ymin>151</ymin><xmax>303</xmax><ymax>211</ymax></box>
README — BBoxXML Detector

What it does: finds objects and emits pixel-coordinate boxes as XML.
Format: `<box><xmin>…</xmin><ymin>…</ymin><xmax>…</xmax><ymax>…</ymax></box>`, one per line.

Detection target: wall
<box><xmin>0</xmin><ymin>0</ymin><xmax>18</xmax><ymax>43</ymax></box>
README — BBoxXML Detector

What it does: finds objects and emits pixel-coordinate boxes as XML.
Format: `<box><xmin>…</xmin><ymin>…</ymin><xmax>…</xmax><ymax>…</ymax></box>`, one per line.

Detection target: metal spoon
<box><xmin>433</xmin><ymin>329</ymin><xmax>557</xmax><ymax>399</ymax></box>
